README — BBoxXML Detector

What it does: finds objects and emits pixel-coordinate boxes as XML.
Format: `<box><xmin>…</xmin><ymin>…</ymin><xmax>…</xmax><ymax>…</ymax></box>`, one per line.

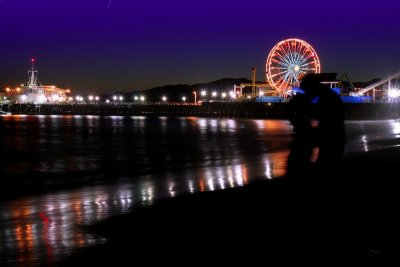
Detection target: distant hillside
<box><xmin>137</xmin><ymin>78</ymin><xmax>252</xmax><ymax>102</ymax></box>
<box><xmin>193</xmin><ymin>78</ymin><xmax>252</xmax><ymax>91</ymax></box>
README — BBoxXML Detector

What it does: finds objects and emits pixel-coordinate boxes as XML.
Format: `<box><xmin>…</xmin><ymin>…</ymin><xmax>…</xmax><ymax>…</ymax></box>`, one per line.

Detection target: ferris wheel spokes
<box><xmin>266</xmin><ymin>38</ymin><xmax>321</xmax><ymax>95</ymax></box>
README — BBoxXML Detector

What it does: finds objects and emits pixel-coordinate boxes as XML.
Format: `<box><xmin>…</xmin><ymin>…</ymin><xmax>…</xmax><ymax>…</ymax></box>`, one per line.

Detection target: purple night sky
<box><xmin>1</xmin><ymin>0</ymin><xmax>399</xmax><ymax>93</ymax></box>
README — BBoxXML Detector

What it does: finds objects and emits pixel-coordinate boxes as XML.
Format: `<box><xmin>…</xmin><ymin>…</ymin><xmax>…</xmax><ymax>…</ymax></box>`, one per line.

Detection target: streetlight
<box><xmin>193</xmin><ymin>91</ymin><xmax>197</xmax><ymax>104</ymax></box>
<box><xmin>182</xmin><ymin>96</ymin><xmax>186</xmax><ymax>103</ymax></box>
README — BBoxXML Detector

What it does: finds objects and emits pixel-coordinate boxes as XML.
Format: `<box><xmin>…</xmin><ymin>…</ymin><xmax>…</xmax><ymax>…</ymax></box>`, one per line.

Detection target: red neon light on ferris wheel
<box><xmin>266</xmin><ymin>38</ymin><xmax>321</xmax><ymax>93</ymax></box>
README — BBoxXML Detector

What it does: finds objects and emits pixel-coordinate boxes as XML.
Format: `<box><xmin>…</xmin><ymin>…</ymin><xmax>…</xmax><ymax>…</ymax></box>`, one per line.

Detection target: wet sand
<box><xmin>60</xmin><ymin>148</ymin><xmax>400</xmax><ymax>265</ymax></box>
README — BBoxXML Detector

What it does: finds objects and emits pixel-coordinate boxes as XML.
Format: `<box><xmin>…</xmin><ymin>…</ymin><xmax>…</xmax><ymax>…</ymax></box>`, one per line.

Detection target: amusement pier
<box><xmin>2</xmin><ymin>38</ymin><xmax>400</xmax><ymax>119</ymax></box>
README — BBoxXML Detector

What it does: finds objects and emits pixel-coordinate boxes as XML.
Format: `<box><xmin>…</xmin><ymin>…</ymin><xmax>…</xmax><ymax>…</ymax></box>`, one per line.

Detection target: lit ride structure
<box><xmin>266</xmin><ymin>38</ymin><xmax>321</xmax><ymax>95</ymax></box>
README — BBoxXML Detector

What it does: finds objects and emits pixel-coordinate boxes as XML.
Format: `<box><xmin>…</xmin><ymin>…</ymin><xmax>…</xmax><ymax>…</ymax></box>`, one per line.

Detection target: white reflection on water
<box><xmin>0</xmin><ymin>151</ymin><xmax>287</xmax><ymax>266</ymax></box>
<box><xmin>362</xmin><ymin>135</ymin><xmax>369</xmax><ymax>152</ymax></box>
<box><xmin>345</xmin><ymin>120</ymin><xmax>400</xmax><ymax>153</ymax></box>
<box><xmin>3</xmin><ymin>116</ymin><xmax>397</xmax><ymax>266</ymax></box>
<box><xmin>391</xmin><ymin>120</ymin><xmax>400</xmax><ymax>135</ymax></box>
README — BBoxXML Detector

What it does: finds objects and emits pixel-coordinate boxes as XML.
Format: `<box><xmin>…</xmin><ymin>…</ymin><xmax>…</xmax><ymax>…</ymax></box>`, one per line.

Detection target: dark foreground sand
<box><xmin>61</xmin><ymin>148</ymin><xmax>400</xmax><ymax>265</ymax></box>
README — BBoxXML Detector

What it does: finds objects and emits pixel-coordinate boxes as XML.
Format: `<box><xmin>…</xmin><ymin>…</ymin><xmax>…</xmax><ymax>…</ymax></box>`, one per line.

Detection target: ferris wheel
<box><xmin>266</xmin><ymin>38</ymin><xmax>321</xmax><ymax>94</ymax></box>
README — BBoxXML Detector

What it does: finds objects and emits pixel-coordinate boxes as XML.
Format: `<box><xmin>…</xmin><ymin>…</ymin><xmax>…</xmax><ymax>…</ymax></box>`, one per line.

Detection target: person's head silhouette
<box><xmin>299</xmin><ymin>74</ymin><xmax>323</xmax><ymax>99</ymax></box>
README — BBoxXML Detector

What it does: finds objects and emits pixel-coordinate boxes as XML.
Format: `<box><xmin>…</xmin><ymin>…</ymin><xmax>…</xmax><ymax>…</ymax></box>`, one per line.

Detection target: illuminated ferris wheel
<box><xmin>266</xmin><ymin>38</ymin><xmax>321</xmax><ymax>94</ymax></box>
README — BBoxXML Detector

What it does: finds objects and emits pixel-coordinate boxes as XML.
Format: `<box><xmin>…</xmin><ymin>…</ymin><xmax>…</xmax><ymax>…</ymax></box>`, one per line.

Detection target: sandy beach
<box><xmin>59</xmin><ymin>147</ymin><xmax>400</xmax><ymax>265</ymax></box>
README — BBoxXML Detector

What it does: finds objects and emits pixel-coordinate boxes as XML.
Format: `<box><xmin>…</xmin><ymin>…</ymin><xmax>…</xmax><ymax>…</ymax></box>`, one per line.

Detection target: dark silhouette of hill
<box><xmin>135</xmin><ymin>78</ymin><xmax>252</xmax><ymax>102</ymax></box>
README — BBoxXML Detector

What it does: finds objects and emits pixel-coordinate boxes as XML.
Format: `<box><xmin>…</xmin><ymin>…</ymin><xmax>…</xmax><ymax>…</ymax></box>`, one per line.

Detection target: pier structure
<box><xmin>234</xmin><ymin>38</ymin><xmax>321</xmax><ymax>99</ymax></box>
<box><xmin>5</xmin><ymin>59</ymin><xmax>70</xmax><ymax>104</ymax></box>
<box><xmin>352</xmin><ymin>70</ymin><xmax>400</xmax><ymax>101</ymax></box>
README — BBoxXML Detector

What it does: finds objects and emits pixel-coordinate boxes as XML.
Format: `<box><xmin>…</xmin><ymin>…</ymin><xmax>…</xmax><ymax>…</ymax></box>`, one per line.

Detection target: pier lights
<box><xmin>106</xmin><ymin>99</ymin><xmax>110</xmax><ymax>104</ymax></box>
<box><xmin>118</xmin><ymin>96</ymin><xmax>124</xmax><ymax>101</ymax></box>
<box><xmin>88</xmin><ymin>95</ymin><xmax>94</xmax><ymax>101</ymax></box>
<box><xmin>113</xmin><ymin>95</ymin><xmax>118</xmax><ymax>101</ymax></box>
<box><xmin>52</xmin><ymin>95</ymin><xmax>59</xmax><ymax>102</ymax></box>
<box><xmin>140</xmin><ymin>96</ymin><xmax>145</xmax><ymax>102</ymax></box>
<box><xmin>182</xmin><ymin>96</ymin><xmax>186</xmax><ymax>102</ymax></box>
<box><xmin>201</xmin><ymin>90</ymin><xmax>207</xmax><ymax>97</ymax></box>
<box><xmin>388</xmin><ymin>88</ymin><xmax>400</xmax><ymax>98</ymax></box>
<box><xmin>20</xmin><ymin>95</ymin><xmax>27</xmax><ymax>102</ymax></box>
<box><xmin>212</xmin><ymin>91</ymin><xmax>217</xmax><ymax>97</ymax></box>
<box><xmin>162</xmin><ymin>96</ymin><xmax>167</xmax><ymax>102</ymax></box>
<box><xmin>221</xmin><ymin>92</ymin><xmax>227</xmax><ymax>99</ymax></box>
<box><xmin>133</xmin><ymin>96</ymin><xmax>139</xmax><ymax>101</ymax></box>
<box><xmin>259</xmin><ymin>91</ymin><xmax>265</xmax><ymax>97</ymax></box>
<box><xmin>229</xmin><ymin>91</ymin><xmax>236</xmax><ymax>99</ymax></box>
<box><xmin>95</xmin><ymin>96</ymin><xmax>99</xmax><ymax>101</ymax></box>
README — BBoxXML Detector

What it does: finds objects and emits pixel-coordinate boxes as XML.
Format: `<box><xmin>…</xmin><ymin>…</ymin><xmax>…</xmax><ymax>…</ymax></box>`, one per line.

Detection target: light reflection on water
<box><xmin>1</xmin><ymin>116</ymin><xmax>400</xmax><ymax>266</ymax></box>
<box><xmin>0</xmin><ymin>115</ymin><xmax>289</xmax><ymax>266</ymax></box>
<box><xmin>0</xmin><ymin>151</ymin><xmax>287</xmax><ymax>266</ymax></box>
<box><xmin>345</xmin><ymin>119</ymin><xmax>400</xmax><ymax>153</ymax></box>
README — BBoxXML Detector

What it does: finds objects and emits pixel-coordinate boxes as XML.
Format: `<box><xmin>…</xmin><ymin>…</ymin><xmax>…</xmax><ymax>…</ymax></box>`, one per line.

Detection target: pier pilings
<box><xmin>2</xmin><ymin>102</ymin><xmax>400</xmax><ymax>120</ymax></box>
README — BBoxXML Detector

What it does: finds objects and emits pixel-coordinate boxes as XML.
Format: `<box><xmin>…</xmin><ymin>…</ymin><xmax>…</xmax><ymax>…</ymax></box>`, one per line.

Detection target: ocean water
<box><xmin>1</xmin><ymin>115</ymin><xmax>399</xmax><ymax>266</ymax></box>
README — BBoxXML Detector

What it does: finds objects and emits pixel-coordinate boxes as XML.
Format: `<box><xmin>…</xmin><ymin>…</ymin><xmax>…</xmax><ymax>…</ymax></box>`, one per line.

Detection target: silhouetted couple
<box><xmin>286</xmin><ymin>74</ymin><xmax>346</xmax><ymax>182</ymax></box>
<box><xmin>284</xmin><ymin>74</ymin><xmax>348</xmax><ymax>257</ymax></box>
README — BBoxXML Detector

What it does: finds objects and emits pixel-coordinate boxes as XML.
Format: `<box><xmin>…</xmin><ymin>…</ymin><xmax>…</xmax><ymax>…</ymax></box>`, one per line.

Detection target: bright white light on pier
<box><xmin>212</xmin><ymin>91</ymin><xmax>217</xmax><ymax>97</ymax></box>
<box><xmin>221</xmin><ymin>92</ymin><xmax>227</xmax><ymax>98</ymax></box>
<box><xmin>88</xmin><ymin>95</ymin><xmax>94</xmax><ymax>101</ymax></box>
<box><xmin>162</xmin><ymin>96</ymin><xmax>167</xmax><ymax>102</ymax></box>
<box><xmin>201</xmin><ymin>90</ymin><xmax>207</xmax><ymax>96</ymax></box>
<box><xmin>118</xmin><ymin>96</ymin><xmax>123</xmax><ymax>101</ymax></box>
<box><xmin>182</xmin><ymin>96</ymin><xmax>186</xmax><ymax>102</ymax></box>
<box><xmin>106</xmin><ymin>99</ymin><xmax>110</xmax><ymax>103</ymax></box>
<box><xmin>113</xmin><ymin>95</ymin><xmax>117</xmax><ymax>101</ymax></box>
<box><xmin>389</xmin><ymin>88</ymin><xmax>400</xmax><ymax>98</ymax></box>
<box><xmin>140</xmin><ymin>96</ymin><xmax>145</xmax><ymax>101</ymax></box>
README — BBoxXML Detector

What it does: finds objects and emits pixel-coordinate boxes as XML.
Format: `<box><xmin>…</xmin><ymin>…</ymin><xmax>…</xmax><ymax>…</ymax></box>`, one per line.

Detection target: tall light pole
<box><xmin>193</xmin><ymin>91</ymin><xmax>197</xmax><ymax>104</ymax></box>
<box><xmin>252</xmin><ymin>66</ymin><xmax>256</xmax><ymax>96</ymax></box>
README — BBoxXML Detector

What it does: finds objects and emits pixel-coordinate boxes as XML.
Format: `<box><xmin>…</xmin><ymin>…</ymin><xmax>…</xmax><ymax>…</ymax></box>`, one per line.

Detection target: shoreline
<box><xmin>59</xmin><ymin>147</ymin><xmax>400</xmax><ymax>265</ymax></box>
